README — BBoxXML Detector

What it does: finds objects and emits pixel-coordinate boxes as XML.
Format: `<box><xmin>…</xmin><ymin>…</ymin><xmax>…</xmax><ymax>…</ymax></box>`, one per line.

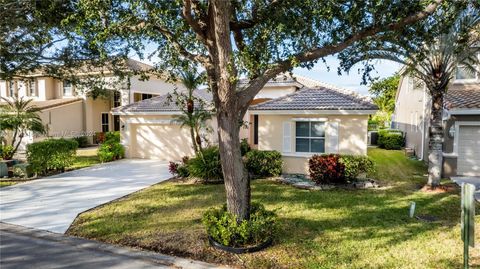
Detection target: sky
<box><xmin>293</xmin><ymin>56</ymin><xmax>402</xmax><ymax>95</ymax></box>
<box><xmin>136</xmin><ymin>51</ymin><xmax>401</xmax><ymax>97</ymax></box>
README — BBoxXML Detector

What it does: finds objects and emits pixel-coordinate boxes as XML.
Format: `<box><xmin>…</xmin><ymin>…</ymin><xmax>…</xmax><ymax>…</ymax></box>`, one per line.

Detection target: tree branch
<box><xmin>236</xmin><ymin>0</ymin><xmax>443</xmax><ymax>108</ymax></box>
<box><xmin>149</xmin><ymin>23</ymin><xmax>211</xmax><ymax>67</ymax></box>
<box><xmin>182</xmin><ymin>0</ymin><xmax>207</xmax><ymax>43</ymax></box>
<box><xmin>230</xmin><ymin>0</ymin><xmax>283</xmax><ymax>30</ymax></box>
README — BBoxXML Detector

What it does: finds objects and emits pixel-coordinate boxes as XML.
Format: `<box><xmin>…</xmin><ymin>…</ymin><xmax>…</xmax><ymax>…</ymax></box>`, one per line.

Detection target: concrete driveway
<box><xmin>0</xmin><ymin>159</ymin><xmax>171</xmax><ymax>233</ymax></box>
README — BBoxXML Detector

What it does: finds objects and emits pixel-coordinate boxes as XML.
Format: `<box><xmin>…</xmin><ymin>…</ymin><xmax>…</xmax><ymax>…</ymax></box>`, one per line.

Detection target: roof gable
<box><xmin>249</xmin><ymin>87</ymin><xmax>377</xmax><ymax>111</ymax></box>
<box><xmin>112</xmin><ymin>89</ymin><xmax>212</xmax><ymax>114</ymax></box>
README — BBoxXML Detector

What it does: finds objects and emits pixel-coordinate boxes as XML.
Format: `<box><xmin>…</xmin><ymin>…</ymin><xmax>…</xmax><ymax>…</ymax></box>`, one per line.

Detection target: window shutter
<box><xmin>283</xmin><ymin>121</ymin><xmax>292</xmax><ymax>153</ymax></box>
<box><xmin>326</xmin><ymin>121</ymin><xmax>339</xmax><ymax>153</ymax></box>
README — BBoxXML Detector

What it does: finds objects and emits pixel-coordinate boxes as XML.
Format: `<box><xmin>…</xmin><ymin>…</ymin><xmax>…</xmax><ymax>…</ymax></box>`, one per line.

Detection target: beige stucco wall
<box><xmin>39</xmin><ymin>101</ymin><xmax>85</xmax><ymax>139</ymax></box>
<box><xmin>119</xmin><ymin>114</ymin><xmax>218</xmax><ymax>161</ymax></box>
<box><xmin>393</xmin><ymin>75</ymin><xmax>429</xmax><ymax>160</ymax></box>
<box><xmin>84</xmin><ymin>97</ymin><xmax>112</xmax><ymax>133</ymax></box>
<box><xmin>256</xmin><ymin>114</ymin><xmax>369</xmax><ymax>174</ymax></box>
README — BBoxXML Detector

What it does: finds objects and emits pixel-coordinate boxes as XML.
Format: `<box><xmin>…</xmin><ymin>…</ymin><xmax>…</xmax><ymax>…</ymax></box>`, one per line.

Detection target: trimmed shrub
<box><xmin>98</xmin><ymin>132</ymin><xmax>124</xmax><ymax>162</ymax></box>
<box><xmin>169</xmin><ymin>157</ymin><xmax>190</xmax><ymax>178</ymax></box>
<box><xmin>339</xmin><ymin>155</ymin><xmax>375</xmax><ymax>180</ymax></box>
<box><xmin>27</xmin><ymin>139</ymin><xmax>78</xmax><ymax>175</ymax></box>
<box><xmin>13</xmin><ymin>163</ymin><xmax>33</xmax><ymax>178</ymax></box>
<box><xmin>240</xmin><ymin>138</ymin><xmax>251</xmax><ymax>156</ymax></box>
<box><xmin>378</xmin><ymin>129</ymin><xmax>404</xmax><ymax>150</ymax></box>
<box><xmin>0</xmin><ymin>145</ymin><xmax>15</xmax><ymax>160</ymax></box>
<box><xmin>187</xmin><ymin>146</ymin><xmax>222</xmax><ymax>182</ymax></box>
<box><xmin>308</xmin><ymin>154</ymin><xmax>346</xmax><ymax>184</ymax></box>
<box><xmin>245</xmin><ymin>150</ymin><xmax>283</xmax><ymax>177</ymax></box>
<box><xmin>202</xmin><ymin>203</ymin><xmax>276</xmax><ymax>247</ymax></box>
<box><xmin>73</xmin><ymin>136</ymin><xmax>89</xmax><ymax>148</ymax></box>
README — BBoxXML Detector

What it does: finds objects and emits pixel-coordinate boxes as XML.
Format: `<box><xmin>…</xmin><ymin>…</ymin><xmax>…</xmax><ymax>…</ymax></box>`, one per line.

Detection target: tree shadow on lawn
<box><xmin>69</xmin><ymin>179</ymin><xmax>469</xmax><ymax>268</ymax></box>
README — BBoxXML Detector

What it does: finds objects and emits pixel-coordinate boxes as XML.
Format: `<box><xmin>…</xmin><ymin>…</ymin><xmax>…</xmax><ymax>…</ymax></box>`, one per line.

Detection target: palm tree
<box><xmin>0</xmin><ymin>96</ymin><xmax>46</xmax><ymax>159</ymax></box>
<box><xmin>361</xmin><ymin>8</ymin><xmax>479</xmax><ymax>187</ymax></box>
<box><xmin>173</xmin><ymin>70</ymin><xmax>211</xmax><ymax>154</ymax></box>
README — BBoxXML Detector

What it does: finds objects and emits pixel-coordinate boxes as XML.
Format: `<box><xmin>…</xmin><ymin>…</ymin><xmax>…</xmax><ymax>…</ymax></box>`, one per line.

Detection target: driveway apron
<box><xmin>0</xmin><ymin>159</ymin><xmax>170</xmax><ymax>233</ymax></box>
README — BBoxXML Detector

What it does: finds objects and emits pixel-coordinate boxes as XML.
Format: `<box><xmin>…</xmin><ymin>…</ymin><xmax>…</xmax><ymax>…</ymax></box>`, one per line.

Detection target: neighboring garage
<box><xmin>456</xmin><ymin>124</ymin><xmax>480</xmax><ymax>176</ymax></box>
<box><xmin>112</xmin><ymin>90</ymin><xmax>216</xmax><ymax>161</ymax></box>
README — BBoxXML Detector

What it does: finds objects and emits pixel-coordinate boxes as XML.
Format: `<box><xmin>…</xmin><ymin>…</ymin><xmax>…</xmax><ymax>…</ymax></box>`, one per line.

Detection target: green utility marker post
<box><xmin>461</xmin><ymin>183</ymin><xmax>475</xmax><ymax>269</ymax></box>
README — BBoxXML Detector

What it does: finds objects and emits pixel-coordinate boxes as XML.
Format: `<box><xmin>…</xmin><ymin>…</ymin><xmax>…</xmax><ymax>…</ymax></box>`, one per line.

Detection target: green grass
<box><xmin>1</xmin><ymin>148</ymin><xmax>101</xmax><ymax>188</ymax></box>
<box><xmin>67</xmin><ymin>148</ymin><xmax>480</xmax><ymax>268</ymax></box>
<box><xmin>0</xmin><ymin>181</ymin><xmax>20</xmax><ymax>188</ymax></box>
<box><xmin>68</xmin><ymin>155</ymin><xmax>101</xmax><ymax>170</ymax></box>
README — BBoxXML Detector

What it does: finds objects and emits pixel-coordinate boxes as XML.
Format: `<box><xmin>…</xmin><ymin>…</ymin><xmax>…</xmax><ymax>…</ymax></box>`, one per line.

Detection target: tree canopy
<box><xmin>1</xmin><ymin>0</ymin><xmax>472</xmax><ymax>220</ymax></box>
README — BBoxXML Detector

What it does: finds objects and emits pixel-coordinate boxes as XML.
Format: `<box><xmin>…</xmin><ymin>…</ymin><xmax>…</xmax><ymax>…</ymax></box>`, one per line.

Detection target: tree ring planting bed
<box><xmin>208</xmin><ymin>236</ymin><xmax>273</xmax><ymax>254</ymax></box>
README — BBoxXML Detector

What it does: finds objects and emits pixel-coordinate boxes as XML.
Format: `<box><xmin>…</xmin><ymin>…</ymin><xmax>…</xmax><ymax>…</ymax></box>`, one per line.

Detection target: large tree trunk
<box><xmin>217</xmin><ymin>112</ymin><xmax>251</xmax><ymax>221</ymax></box>
<box><xmin>208</xmin><ymin>0</ymin><xmax>250</xmax><ymax>221</ymax></box>
<box><xmin>427</xmin><ymin>90</ymin><xmax>444</xmax><ymax>187</ymax></box>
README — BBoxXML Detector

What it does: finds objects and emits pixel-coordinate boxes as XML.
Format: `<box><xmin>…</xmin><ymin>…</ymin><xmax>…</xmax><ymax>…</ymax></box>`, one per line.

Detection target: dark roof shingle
<box><xmin>249</xmin><ymin>87</ymin><xmax>377</xmax><ymax>111</ymax></box>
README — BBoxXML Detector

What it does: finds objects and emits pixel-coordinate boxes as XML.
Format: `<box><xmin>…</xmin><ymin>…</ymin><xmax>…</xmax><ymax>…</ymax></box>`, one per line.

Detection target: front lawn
<box><xmin>67</xmin><ymin>148</ymin><xmax>479</xmax><ymax>268</ymax></box>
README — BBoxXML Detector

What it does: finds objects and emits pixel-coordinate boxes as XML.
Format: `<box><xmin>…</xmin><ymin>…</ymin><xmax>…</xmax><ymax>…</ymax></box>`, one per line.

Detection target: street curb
<box><xmin>0</xmin><ymin>222</ymin><xmax>228</xmax><ymax>269</ymax></box>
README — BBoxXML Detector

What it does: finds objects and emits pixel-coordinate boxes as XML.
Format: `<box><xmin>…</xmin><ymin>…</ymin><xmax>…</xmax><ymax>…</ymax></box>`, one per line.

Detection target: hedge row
<box><xmin>27</xmin><ymin>138</ymin><xmax>78</xmax><ymax>175</ymax></box>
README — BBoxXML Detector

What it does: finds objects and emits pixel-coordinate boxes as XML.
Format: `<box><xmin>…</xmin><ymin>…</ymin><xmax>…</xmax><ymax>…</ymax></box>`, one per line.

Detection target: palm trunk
<box><xmin>427</xmin><ymin>91</ymin><xmax>444</xmax><ymax>187</ymax></box>
<box><xmin>190</xmin><ymin>125</ymin><xmax>199</xmax><ymax>153</ymax></box>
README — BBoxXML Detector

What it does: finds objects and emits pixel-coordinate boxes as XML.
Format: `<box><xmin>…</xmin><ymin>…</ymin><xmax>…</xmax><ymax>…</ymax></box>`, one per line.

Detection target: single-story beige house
<box><xmin>113</xmin><ymin>76</ymin><xmax>377</xmax><ymax>174</ymax></box>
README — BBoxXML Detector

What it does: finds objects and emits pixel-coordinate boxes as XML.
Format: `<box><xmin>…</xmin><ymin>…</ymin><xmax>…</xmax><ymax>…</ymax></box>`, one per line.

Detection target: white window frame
<box><xmin>113</xmin><ymin>91</ymin><xmax>121</xmax><ymax>107</ymax></box>
<box><xmin>29</xmin><ymin>79</ymin><xmax>37</xmax><ymax>96</ymax></box>
<box><xmin>63</xmin><ymin>80</ymin><xmax>73</xmax><ymax>96</ymax></box>
<box><xmin>295</xmin><ymin>121</ymin><xmax>326</xmax><ymax>153</ymax></box>
<box><xmin>8</xmin><ymin>80</ymin><xmax>15</xmax><ymax>97</ymax></box>
<box><xmin>454</xmin><ymin>53</ymin><xmax>479</xmax><ymax>83</ymax></box>
<box><xmin>101</xmin><ymin>112</ymin><xmax>109</xmax><ymax>132</ymax></box>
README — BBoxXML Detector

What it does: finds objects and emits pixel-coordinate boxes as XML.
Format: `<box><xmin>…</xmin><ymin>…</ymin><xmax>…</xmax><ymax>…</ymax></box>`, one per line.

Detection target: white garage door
<box><xmin>131</xmin><ymin>124</ymin><xmax>194</xmax><ymax>161</ymax></box>
<box><xmin>457</xmin><ymin>125</ymin><xmax>480</xmax><ymax>176</ymax></box>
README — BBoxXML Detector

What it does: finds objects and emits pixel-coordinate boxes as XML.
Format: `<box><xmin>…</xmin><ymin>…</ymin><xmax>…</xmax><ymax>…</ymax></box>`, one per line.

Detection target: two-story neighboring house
<box><xmin>0</xmin><ymin>59</ymin><xmax>185</xmax><ymax>150</ymax></box>
<box><xmin>393</xmin><ymin>56</ymin><xmax>480</xmax><ymax>177</ymax></box>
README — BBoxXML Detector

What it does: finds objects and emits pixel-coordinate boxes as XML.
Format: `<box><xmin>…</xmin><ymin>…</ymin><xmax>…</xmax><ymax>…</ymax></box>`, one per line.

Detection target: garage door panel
<box><xmin>457</xmin><ymin>125</ymin><xmax>480</xmax><ymax>176</ymax></box>
<box><xmin>132</xmin><ymin>124</ymin><xmax>194</xmax><ymax>161</ymax></box>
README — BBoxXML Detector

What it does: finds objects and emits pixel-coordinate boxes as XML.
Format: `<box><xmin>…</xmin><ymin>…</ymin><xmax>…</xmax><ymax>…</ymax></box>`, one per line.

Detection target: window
<box><xmin>141</xmin><ymin>93</ymin><xmax>153</xmax><ymax>100</ymax></box>
<box><xmin>113</xmin><ymin>91</ymin><xmax>121</xmax><ymax>107</ymax></box>
<box><xmin>455</xmin><ymin>53</ymin><xmax>479</xmax><ymax>81</ymax></box>
<box><xmin>101</xmin><ymin>113</ymin><xmax>109</xmax><ymax>132</ymax></box>
<box><xmin>29</xmin><ymin>80</ymin><xmax>36</xmax><ymax>96</ymax></box>
<box><xmin>63</xmin><ymin>80</ymin><xmax>73</xmax><ymax>96</ymax></box>
<box><xmin>8</xmin><ymin>80</ymin><xmax>15</xmax><ymax>97</ymax></box>
<box><xmin>113</xmin><ymin>115</ymin><xmax>120</xmax><ymax>131</ymax></box>
<box><xmin>295</xmin><ymin>121</ymin><xmax>325</xmax><ymax>153</ymax></box>
<box><xmin>455</xmin><ymin>66</ymin><xmax>477</xmax><ymax>80</ymax></box>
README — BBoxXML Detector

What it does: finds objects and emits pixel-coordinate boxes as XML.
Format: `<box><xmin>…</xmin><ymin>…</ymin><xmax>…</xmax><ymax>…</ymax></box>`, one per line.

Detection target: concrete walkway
<box><xmin>0</xmin><ymin>222</ymin><xmax>225</xmax><ymax>269</ymax></box>
<box><xmin>451</xmin><ymin>176</ymin><xmax>480</xmax><ymax>202</ymax></box>
<box><xmin>0</xmin><ymin>159</ymin><xmax>171</xmax><ymax>233</ymax></box>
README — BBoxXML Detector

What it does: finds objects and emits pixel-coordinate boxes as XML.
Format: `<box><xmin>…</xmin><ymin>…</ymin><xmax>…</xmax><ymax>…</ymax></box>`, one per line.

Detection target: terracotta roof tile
<box><xmin>249</xmin><ymin>87</ymin><xmax>377</xmax><ymax>111</ymax></box>
<box><xmin>112</xmin><ymin>89</ymin><xmax>212</xmax><ymax>113</ymax></box>
<box><xmin>445</xmin><ymin>83</ymin><xmax>480</xmax><ymax>109</ymax></box>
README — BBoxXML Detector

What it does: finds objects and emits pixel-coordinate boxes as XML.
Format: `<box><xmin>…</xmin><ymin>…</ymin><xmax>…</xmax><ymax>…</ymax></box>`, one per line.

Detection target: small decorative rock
<box><xmin>277</xmin><ymin>174</ymin><xmax>379</xmax><ymax>191</ymax></box>
<box><xmin>292</xmin><ymin>182</ymin><xmax>323</xmax><ymax>190</ymax></box>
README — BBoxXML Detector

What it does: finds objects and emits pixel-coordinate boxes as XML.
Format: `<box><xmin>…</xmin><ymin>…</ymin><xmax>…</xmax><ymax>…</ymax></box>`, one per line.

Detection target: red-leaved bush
<box><xmin>308</xmin><ymin>154</ymin><xmax>346</xmax><ymax>184</ymax></box>
<box><xmin>168</xmin><ymin>161</ymin><xmax>179</xmax><ymax>175</ymax></box>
